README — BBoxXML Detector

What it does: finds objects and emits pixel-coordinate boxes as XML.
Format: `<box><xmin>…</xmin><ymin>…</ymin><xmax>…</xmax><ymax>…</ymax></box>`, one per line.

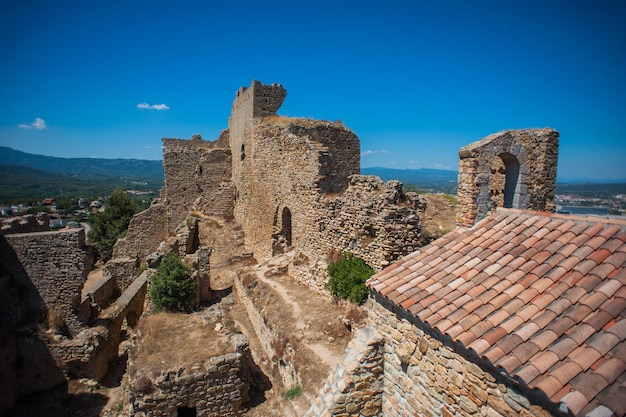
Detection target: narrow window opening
<box><xmin>240</xmin><ymin>144</ymin><xmax>245</xmax><ymax>161</ymax></box>
<box><xmin>281</xmin><ymin>207</ymin><xmax>292</xmax><ymax>247</ymax></box>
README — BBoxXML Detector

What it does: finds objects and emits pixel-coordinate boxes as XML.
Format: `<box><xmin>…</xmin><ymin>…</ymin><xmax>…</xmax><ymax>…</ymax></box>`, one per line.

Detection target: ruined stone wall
<box><xmin>290</xmin><ymin>176</ymin><xmax>427</xmax><ymax>292</ymax></box>
<box><xmin>128</xmin><ymin>337</ymin><xmax>251</xmax><ymax>417</ymax></box>
<box><xmin>113</xmin><ymin>200</ymin><xmax>167</xmax><ymax>260</ymax></box>
<box><xmin>162</xmin><ymin>133</ymin><xmax>233</xmax><ymax>234</ymax></box>
<box><xmin>305</xmin><ymin>327</ymin><xmax>384</xmax><ymax>417</ymax></box>
<box><xmin>234</xmin><ymin>272</ymin><xmax>299</xmax><ymax>389</ymax></box>
<box><xmin>0</xmin><ymin>213</ymin><xmax>50</xmax><ymax>234</ymax></box>
<box><xmin>457</xmin><ymin>128</ymin><xmax>559</xmax><ymax>227</ymax></box>
<box><xmin>1</xmin><ymin>229</ymin><xmax>93</xmax><ymax>336</ymax></box>
<box><xmin>232</xmin><ymin>117</ymin><xmax>360</xmax><ymax>260</ymax></box>
<box><xmin>367</xmin><ymin>297</ymin><xmax>556</xmax><ymax>417</ymax></box>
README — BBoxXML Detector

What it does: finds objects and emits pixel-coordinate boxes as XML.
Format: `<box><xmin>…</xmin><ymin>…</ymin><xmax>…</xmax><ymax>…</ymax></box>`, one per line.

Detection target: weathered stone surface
<box><xmin>365</xmin><ymin>300</ymin><xmax>556</xmax><ymax>417</ymax></box>
<box><xmin>456</xmin><ymin>128</ymin><xmax>559</xmax><ymax>227</ymax></box>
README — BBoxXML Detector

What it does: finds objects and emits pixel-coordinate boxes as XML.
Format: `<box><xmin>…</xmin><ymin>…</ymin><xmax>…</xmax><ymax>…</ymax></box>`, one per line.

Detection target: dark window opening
<box><xmin>499</xmin><ymin>152</ymin><xmax>520</xmax><ymax>208</ymax></box>
<box><xmin>281</xmin><ymin>207</ymin><xmax>292</xmax><ymax>247</ymax></box>
<box><xmin>177</xmin><ymin>406</ymin><xmax>197</xmax><ymax>417</ymax></box>
<box><xmin>241</xmin><ymin>144</ymin><xmax>245</xmax><ymax>161</ymax></box>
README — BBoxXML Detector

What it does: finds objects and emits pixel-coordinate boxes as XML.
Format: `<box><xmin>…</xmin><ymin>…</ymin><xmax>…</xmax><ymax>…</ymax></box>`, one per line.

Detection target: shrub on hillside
<box><xmin>326</xmin><ymin>252</ymin><xmax>374</xmax><ymax>304</ymax></box>
<box><xmin>150</xmin><ymin>252</ymin><xmax>197</xmax><ymax>312</ymax></box>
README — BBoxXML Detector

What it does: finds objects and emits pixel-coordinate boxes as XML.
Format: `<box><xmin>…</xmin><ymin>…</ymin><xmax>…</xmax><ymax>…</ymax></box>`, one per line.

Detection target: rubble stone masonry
<box><xmin>162</xmin><ymin>133</ymin><xmax>234</xmax><ymax>234</ymax></box>
<box><xmin>1</xmin><ymin>228</ymin><xmax>92</xmax><ymax>336</ymax></box>
<box><xmin>367</xmin><ymin>297</ymin><xmax>555</xmax><ymax>417</ymax></box>
<box><xmin>457</xmin><ymin>128</ymin><xmax>559</xmax><ymax>227</ymax></box>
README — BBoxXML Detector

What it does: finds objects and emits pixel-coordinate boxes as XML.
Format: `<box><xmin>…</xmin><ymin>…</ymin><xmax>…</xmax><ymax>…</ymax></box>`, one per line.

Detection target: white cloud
<box><xmin>137</xmin><ymin>102</ymin><xmax>170</xmax><ymax>110</ymax></box>
<box><xmin>18</xmin><ymin>117</ymin><xmax>47</xmax><ymax>130</ymax></box>
<box><xmin>361</xmin><ymin>149</ymin><xmax>389</xmax><ymax>156</ymax></box>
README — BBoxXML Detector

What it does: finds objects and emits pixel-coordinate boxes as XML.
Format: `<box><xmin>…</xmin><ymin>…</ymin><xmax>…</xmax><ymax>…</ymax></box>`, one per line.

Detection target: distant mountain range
<box><xmin>1</xmin><ymin>146</ymin><xmax>624</xmax><ymax>203</ymax></box>
<box><xmin>0</xmin><ymin>146</ymin><xmax>164</xmax><ymax>179</ymax></box>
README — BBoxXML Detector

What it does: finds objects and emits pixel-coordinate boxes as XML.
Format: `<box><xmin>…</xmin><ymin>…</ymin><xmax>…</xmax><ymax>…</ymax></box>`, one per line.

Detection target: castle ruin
<box><xmin>4</xmin><ymin>80</ymin><xmax>621</xmax><ymax>417</ymax></box>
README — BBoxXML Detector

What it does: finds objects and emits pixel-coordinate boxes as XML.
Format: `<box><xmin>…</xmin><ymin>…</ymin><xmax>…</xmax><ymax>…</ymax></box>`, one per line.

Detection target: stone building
<box><xmin>306</xmin><ymin>129</ymin><xmax>626</xmax><ymax>417</ymax></box>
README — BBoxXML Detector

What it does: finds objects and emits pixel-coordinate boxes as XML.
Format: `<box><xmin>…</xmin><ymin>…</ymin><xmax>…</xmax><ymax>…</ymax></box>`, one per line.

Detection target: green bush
<box><xmin>284</xmin><ymin>384</ymin><xmax>301</xmax><ymax>400</ymax></box>
<box><xmin>150</xmin><ymin>252</ymin><xmax>197</xmax><ymax>312</ymax></box>
<box><xmin>326</xmin><ymin>252</ymin><xmax>374</xmax><ymax>304</ymax></box>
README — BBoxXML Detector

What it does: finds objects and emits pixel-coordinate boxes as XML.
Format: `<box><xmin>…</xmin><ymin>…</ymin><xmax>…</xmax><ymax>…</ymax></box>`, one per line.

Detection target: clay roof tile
<box><xmin>605</xmin><ymin>252</ymin><xmax>626</xmax><ymax>269</ymax></box>
<box><xmin>549</xmin><ymin>337</ymin><xmax>579</xmax><ymax>360</ymax></box>
<box><xmin>532</xmin><ymin>329</ymin><xmax>559</xmax><ymax>350</ymax></box>
<box><xmin>550</xmin><ymin>361</ymin><xmax>584</xmax><ymax>385</ymax></box>
<box><xmin>594</xmin><ymin>357</ymin><xmax>626</xmax><ymax>383</ymax></box>
<box><xmin>571</xmin><ymin>372</ymin><xmax>609</xmax><ymax>403</ymax></box>
<box><xmin>587</xmin><ymin>332</ymin><xmax>621</xmax><ymax>356</ymax></box>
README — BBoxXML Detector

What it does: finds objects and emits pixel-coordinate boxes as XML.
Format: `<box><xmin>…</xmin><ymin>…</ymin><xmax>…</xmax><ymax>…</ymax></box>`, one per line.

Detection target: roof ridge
<box><xmin>495</xmin><ymin>208</ymin><xmax>626</xmax><ymax>227</ymax></box>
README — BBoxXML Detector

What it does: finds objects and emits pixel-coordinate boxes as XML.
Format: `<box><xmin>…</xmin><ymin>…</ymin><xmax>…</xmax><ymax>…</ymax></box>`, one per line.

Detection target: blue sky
<box><xmin>1</xmin><ymin>1</ymin><xmax>625</xmax><ymax>181</ymax></box>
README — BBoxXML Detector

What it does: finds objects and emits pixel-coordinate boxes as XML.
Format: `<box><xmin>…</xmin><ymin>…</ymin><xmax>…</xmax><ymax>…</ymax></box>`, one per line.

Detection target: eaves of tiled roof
<box><xmin>367</xmin><ymin>208</ymin><xmax>626</xmax><ymax>416</ymax></box>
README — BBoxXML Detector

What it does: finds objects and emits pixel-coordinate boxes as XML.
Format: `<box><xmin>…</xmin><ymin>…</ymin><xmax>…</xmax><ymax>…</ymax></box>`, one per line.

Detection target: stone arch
<box><xmin>457</xmin><ymin>129</ymin><xmax>558</xmax><ymax>227</ymax></box>
<box><xmin>489</xmin><ymin>152</ymin><xmax>528</xmax><ymax>211</ymax></box>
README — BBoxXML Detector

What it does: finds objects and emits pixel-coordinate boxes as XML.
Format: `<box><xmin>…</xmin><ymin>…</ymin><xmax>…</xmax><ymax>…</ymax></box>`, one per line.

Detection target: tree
<box><xmin>88</xmin><ymin>188</ymin><xmax>137</xmax><ymax>262</ymax></box>
<box><xmin>326</xmin><ymin>252</ymin><xmax>375</xmax><ymax>304</ymax></box>
<box><xmin>150</xmin><ymin>252</ymin><xmax>197</xmax><ymax>312</ymax></box>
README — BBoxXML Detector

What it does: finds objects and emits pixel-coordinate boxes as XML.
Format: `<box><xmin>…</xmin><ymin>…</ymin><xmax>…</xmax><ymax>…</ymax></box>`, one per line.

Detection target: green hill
<box><xmin>0</xmin><ymin>146</ymin><xmax>164</xmax><ymax>179</ymax></box>
<box><xmin>0</xmin><ymin>164</ymin><xmax>160</xmax><ymax>203</ymax></box>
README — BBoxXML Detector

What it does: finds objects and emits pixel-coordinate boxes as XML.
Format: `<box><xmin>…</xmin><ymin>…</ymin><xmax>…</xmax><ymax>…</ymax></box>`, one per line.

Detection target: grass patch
<box><xmin>284</xmin><ymin>384</ymin><xmax>301</xmax><ymax>400</ymax></box>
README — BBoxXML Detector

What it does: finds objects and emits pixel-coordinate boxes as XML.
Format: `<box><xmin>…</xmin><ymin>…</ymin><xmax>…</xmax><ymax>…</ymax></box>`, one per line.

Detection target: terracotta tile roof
<box><xmin>367</xmin><ymin>208</ymin><xmax>626</xmax><ymax>417</ymax></box>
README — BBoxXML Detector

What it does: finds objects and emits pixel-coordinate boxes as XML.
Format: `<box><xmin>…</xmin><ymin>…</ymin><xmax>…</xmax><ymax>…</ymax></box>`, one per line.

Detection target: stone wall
<box><xmin>231</xmin><ymin>116</ymin><xmax>360</xmax><ymax>261</ymax></box>
<box><xmin>367</xmin><ymin>296</ymin><xmax>557</xmax><ymax>417</ymax></box>
<box><xmin>162</xmin><ymin>133</ymin><xmax>234</xmax><ymax>234</ymax></box>
<box><xmin>1</xmin><ymin>228</ymin><xmax>93</xmax><ymax>336</ymax></box>
<box><xmin>0</xmin><ymin>213</ymin><xmax>50</xmax><ymax>234</ymax></box>
<box><xmin>128</xmin><ymin>334</ymin><xmax>252</xmax><ymax>417</ymax></box>
<box><xmin>113</xmin><ymin>200</ymin><xmax>167</xmax><ymax>260</ymax></box>
<box><xmin>290</xmin><ymin>176</ymin><xmax>427</xmax><ymax>292</ymax></box>
<box><xmin>102</xmin><ymin>256</ymin><xmax>138</xmax><ymax>293</ymax></box>
<box><xmin>234</xmin><ymin>271</ymin><xmax>299</xmax><ymax>389</ymax></box>
<box><xmin>305</xmin><ymin>327</ymin><xmax>384</xmax><ymax>417</ymax></box>
<box><xmin>457</xmin><ymin>128</ymin><xmax>559</xmax><ymax>227</ymax></box>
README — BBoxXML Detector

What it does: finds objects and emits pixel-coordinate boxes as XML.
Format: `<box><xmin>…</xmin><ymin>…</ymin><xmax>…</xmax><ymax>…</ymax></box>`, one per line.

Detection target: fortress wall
<box><xmin>304</xmin><ymin>327</ymin><xmax>384</xmax><ymax>417</ymax></box>
<box><xmin>1</xmin><ymin>228</ymin><xmax>93</xmax><ymax>336</ymax></box>
<box><xmin>290</xmin><ymin>176</ymin><xmax>427</xmax><ymax>292</ymax></box>
<box><xmin>162</xmin><ymin>133</ymin><xmax>234</xmax><ymax>234</ymax></box>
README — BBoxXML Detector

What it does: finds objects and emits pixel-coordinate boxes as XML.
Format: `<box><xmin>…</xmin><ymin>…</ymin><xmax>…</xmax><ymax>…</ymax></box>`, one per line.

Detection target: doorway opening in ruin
<box><xmin>177</xmin><ymin>406</ymin><xmax>197</xmax><ymax>417</ymax></box>
<box><xmin>281</xmin><ymin>207</ymin><xmax>292</xmax><ymax>247</ymax></box>
<box><xmin>489</xmin><ymin>152</ymin><xmax>521</xmax><ymax>211</ymax></box>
